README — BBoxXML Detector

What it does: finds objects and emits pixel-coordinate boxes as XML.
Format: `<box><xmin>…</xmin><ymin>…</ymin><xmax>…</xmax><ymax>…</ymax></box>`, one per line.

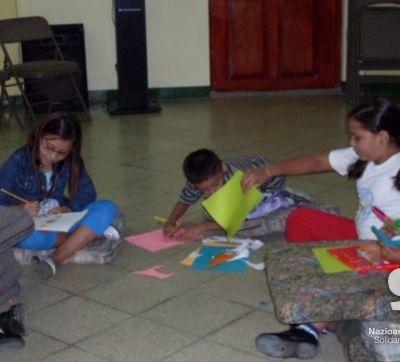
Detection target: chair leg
<box><xmin>0</xmin><ymin>83</ymin><xmax>24</xmax><ymax>127</ymax></box>
<box><xmin>68</xmin><ymin>73</ymin><xmax>91</xmax><ymax>121</ymax></box>
<box><xmin>13</xmin><ymin>76</ymin><xmax>38</xmax><ymax>122</ymax></box>
<box><xmin>0</xmin><ymin>82</ymin><xmax>5</xmax><ymax>123</ymax></box>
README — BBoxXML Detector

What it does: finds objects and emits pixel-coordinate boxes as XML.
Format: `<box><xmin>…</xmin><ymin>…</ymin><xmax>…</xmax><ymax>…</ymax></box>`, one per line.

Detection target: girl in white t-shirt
<box><xmin>243</xmin><ymin>98</ymin><xmax>400</xmax><ymax>243</ymax></box>
<box><xmin>242</xmin><ymin>98</ymin><xmax>400</xmax><ymax>360</ymax></box>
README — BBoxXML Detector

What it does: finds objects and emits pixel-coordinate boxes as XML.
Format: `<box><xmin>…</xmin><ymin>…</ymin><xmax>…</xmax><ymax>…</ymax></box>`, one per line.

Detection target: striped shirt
<box><xmin>179</xmin><ymin>155</ymin><xmax>286</xmax><ymax>205</ymax></box>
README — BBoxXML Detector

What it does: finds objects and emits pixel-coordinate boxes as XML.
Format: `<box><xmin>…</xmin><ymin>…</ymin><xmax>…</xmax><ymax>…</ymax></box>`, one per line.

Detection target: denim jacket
<box><xmin>0</xmin><ymin>146</ymin><xmax>96</xmax><ymax>211</ymax></box>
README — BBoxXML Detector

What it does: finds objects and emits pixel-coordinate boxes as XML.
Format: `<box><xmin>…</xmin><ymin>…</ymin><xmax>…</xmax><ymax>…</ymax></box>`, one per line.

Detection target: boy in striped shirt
<box><xmin>163</xmin><ymin>149</ymin><xmax>310</xmax><ymax>241</ymax></box>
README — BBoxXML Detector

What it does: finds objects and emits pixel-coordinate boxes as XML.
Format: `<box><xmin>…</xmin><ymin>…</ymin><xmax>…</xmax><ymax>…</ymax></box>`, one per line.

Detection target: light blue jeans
<box><xmin>17</xmin><ymin>199</ymin><xmax>117</xmax><ymax>250</ymax></box>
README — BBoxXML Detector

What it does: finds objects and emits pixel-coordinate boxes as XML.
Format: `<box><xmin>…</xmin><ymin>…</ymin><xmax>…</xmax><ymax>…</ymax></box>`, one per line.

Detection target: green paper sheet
<box><xmin>201</xmin><ymin>170</ymin><xmax>263</xmax><ymax>238</ymax></box>
<box><xmin>312</xmin><ymin>247</ymin><xmax>352</xmax><ymax>273</ymax></box>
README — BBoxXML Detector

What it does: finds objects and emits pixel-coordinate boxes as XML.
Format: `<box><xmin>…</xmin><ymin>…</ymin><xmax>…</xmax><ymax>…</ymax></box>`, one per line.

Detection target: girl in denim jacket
<box><xmin>0</xmin><ymin>112</ymin><xmax>122</xmax><ymax>280</ymax></box>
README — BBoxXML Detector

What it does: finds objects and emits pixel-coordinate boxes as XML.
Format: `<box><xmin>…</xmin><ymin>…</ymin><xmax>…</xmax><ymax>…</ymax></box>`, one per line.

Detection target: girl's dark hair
<box><xmin>347</xmin><ymin>98</ymin><xmax>400</xmax><ymax>190</ymax></box>
<box><xmin>27</xmin><ymin>112</ymin><xmax>85</xmax><ymax>198</ymax></box>
<box><xmin>183</xmin><ymin>149</ymin><xmax>222</xmax><ymax>184</ymax></box>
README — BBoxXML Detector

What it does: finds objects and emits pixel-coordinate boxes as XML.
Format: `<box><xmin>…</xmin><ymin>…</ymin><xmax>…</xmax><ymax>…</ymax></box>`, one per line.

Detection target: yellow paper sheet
<box><xmin>312</xmin><ymin>247</ymin><xmax>352</xmax><ymax>273</ymax></box>
<box><xmin>201</xmin><ymin>170</ymin><xmax>263</xmax><ymax>238</ymax></box>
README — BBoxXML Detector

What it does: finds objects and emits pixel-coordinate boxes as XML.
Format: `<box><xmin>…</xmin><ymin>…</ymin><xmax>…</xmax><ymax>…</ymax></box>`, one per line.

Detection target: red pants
<box><xmin>285</xmin><ymin>207</ymin><xmax>358</xmax><ymax>243</ymax></box>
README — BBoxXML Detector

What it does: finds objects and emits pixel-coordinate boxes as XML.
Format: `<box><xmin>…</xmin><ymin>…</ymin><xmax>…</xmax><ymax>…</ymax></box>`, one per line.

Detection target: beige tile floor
<box><xmin>0</xmin><ymin>95</ymin><xmax>358</xmax><ymax>361</ymax></box>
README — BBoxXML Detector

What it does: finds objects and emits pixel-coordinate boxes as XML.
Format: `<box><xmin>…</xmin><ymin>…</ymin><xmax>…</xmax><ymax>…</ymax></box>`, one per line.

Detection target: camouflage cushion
<box><xmin>264</xmin><ymin>240</ymin><xmax>399</xmax><ymax>324</ymax></box>
<box><xmin>264</xmin><ymin>241</ymin><xmax>400</xmax><ymax>361</ymax></box>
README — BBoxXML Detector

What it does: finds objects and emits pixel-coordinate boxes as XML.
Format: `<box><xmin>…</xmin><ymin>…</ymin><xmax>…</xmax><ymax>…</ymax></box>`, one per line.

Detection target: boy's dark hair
<box><xmin>183</xmin><ymin>149</ymin><xmax>222</xmax><ymax>184</ymax></box>
<box><xmin>347</xmin><ymin>98</ymin><xmax>400</xmax><ymax>190</ymax></box>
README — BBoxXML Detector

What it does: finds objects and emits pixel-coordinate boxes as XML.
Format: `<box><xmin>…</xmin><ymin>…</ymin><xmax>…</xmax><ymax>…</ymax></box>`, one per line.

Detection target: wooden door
<box><xmin>210</xmin><ymin>0</ymin><xmax>342</xmax><ymax>91</ymax></box>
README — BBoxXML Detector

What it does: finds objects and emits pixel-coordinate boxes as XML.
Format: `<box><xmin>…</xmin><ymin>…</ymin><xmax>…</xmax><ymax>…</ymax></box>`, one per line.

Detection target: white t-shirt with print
<box><xmin>329</xmin><ymin>147</ymin><xmax>400</xmax><ymax>240</ymax></box>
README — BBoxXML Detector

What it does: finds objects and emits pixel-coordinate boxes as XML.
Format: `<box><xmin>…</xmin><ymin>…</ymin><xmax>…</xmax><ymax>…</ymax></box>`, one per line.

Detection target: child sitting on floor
<box><xmin>163</xmin><ymin>148</ymin><xmax>313</xmax><ymax>241</ymax></box>
<box><xmin>242</xmin><ymin>98</ymin><xmax>400</xmax><ymax>359</ymax></box>
<box><xmin>0</xmin><ymin>112</ymin><xmax>123</xmax><ymax>280</ymax></box>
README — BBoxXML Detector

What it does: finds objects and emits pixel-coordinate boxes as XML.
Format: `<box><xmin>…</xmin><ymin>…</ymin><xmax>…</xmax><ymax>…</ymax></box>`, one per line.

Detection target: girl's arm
<box><xmin>258</xmin><ymin>156</ymin><xmax>286</xmax><ymax>190</ymax></box>
<box><xmin>0</xmin><ymin>154</ymin><xmax>26</xmax><ymax>205</ymax></box>
<box><xmin>65</xmin><ymin>170</ymin><xmax>97</xmax><ymax>211</ymax></box>
<box><xmin>0</xmin><ymin>151</ymin><xmax>41</xmax><ymax>216</ymax></box>
<box><xmin>242</xmin><ymin>154</ymin><xmax>332</xmax><ymax>192</ymax></box>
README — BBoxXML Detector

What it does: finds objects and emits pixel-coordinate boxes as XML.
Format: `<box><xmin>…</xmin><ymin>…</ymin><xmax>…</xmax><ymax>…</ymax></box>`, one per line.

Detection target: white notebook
<box><xmin>34</xmin><ymin>210</ymin><xmax>88</xmax><ymax>232</ymax></box>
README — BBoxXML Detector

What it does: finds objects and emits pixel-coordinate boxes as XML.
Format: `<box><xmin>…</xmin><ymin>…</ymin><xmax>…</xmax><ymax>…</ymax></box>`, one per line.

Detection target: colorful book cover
<box><xmin>191</xmin><ymin>246</ymin><xmax>247</xmax><ymax>272</ymax></box>
<box><xmin>327</xmin><ymin>244</ymin><xmax>400</xmax><ymax>274</ymax></box>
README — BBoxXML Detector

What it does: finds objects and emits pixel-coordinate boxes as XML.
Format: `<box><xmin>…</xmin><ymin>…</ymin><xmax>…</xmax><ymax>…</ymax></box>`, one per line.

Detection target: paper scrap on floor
<box><xmin>133</xmin><ymin>264</ymin><xmax>175</xmax><ymax>279</ymax></box>
<box><xmin>202</xmin><ymin>170</ymin><xmax>263</xmax><ymax>238</ymax></box>
<box><xmin>181</xmin><ymin>248</ymin><xmax>201</xmax><ymax>266</ymax></box>
<box><xmin>203</xmin><ymin>236</ymin><xmax>264</xmax><ymax>250</ymax></box>
<box><xmin>125</xmin><ymin>229</ymin><xmax>186</xmax><ymax>252</ymax></box>
<box><xmin>34</xmin><ymin>210</ymin><xmax>88</xmax><ymax>232</ymax></box>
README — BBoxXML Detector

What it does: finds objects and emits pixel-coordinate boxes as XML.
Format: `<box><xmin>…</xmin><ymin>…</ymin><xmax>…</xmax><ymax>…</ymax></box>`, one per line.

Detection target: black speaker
<box><xmin>108</xmin><ymin>0</ymin><xmax>160</xmax><ymax>114</ymax></box>
<box><xmin>21</xmin><ymin>23</ymin><xmax>89</xmax><ymax>112</ymax></box>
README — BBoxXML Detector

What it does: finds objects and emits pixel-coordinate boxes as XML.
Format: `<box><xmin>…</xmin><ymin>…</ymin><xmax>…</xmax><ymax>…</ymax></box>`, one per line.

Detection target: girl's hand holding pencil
<box><xmin>0</xmin><ymin>188</ymin><xmax>40</xmax><ymax>217</ymax></box>
<box><xmin>23</xmin><ymin>201</ymin><xmax>40</xmax><ymax>217</ymax></box>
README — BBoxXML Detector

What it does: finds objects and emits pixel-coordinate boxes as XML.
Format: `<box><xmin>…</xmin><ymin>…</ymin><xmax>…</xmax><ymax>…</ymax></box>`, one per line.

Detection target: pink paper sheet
<box><xmin>125</xmin><ymin>229</ymin><xmax>186</xmax><ymax>252</ymax></box>
<box><xmin>133</xmin><ymin>264</ymin><xmax>175</xmax><ymax>279</ymax></box>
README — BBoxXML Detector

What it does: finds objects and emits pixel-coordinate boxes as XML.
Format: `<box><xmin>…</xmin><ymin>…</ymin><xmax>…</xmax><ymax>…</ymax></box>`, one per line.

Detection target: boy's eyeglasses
<box><xmin>40</xmin><ymin>140</ymin><xmax>71</xmax><ymax>158</ymax></box>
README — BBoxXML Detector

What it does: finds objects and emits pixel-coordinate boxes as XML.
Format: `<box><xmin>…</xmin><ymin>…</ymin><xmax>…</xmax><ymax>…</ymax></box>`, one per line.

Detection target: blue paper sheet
<box><xmin>191</xmin><ymin>246</ymin><xmax>247</xmax><ymax>272</ymax></box>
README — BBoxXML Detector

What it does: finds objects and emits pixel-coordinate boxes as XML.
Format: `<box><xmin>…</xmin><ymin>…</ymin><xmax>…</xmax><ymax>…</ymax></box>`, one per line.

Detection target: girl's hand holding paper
<box><xmin>242</xmin><ymin>167</ymin><xmax>272</xmax><ymax>192</ymax></box>
<box><xmin>202</xmin><ymin>170</ymin><xmax>263</xmax><ymax>238</ymax></box>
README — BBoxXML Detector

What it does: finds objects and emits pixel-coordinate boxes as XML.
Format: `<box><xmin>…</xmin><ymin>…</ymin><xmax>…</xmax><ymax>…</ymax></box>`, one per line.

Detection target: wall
<box><xmin>16</xmin><ymin>0</ymin><xmax>210</xmax><ymax>91</ymax></box>
<box><xmin>12</xmin><ymin>0</ymin><xmax>349</xmax><ymax>92</ymax></box>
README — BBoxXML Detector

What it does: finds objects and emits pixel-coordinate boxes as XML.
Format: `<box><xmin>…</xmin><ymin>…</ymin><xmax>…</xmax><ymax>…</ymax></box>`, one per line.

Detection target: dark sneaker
<box><xmin>255</xmin><ymin>328</ymin><xmax>319</xmax><ymax>359</ymax></box>
<box><xmin>8</xmin><ymin>304</ymin><xmax>26</xmax><ymax>336</ymax></box>
<box><xmin>32</xmin><ymin>256</ymin><xmax>56</xmax><ymax>280</ymax></box>
<box><xmin>0</xmin><ymin>333</ymin><xmax>25</xmax><ymax>348</ymax></box>
<box><xmin>0</xmin><ymin>303</ymin><xmax>26</xmax><ymax>337</ymax></box>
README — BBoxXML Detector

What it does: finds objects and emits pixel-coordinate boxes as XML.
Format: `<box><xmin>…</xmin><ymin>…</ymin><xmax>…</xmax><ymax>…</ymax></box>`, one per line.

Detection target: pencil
<box><xmin>153</xmin><ymin>215</ymin><xmax>180</xmax><ymax>227</ymax></box>
<box><xmin>153</xmin><ymin>216</ymin><xmax>168</xmax><ymax>224</ymax></box>
<box><xmin>0</xmin><ymin>188</ymin><xmax>30</xmax><ymax>204</ymax></box>
<box><xmin>153</xmin><ymin>215</ymin><xmax>181</xmax><ymax>239</ymax></box>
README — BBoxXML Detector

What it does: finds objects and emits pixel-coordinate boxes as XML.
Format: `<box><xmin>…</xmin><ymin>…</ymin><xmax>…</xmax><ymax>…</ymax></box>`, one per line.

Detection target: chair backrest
<box><xmin>0</xmin><ymin>16</ymin><xmax>53</xmax><ymax>44</ymax></box>
<box><xmin>358</xmin><ymin>2</ymin><xmax>400</xmax><ymax>62</ymax></box>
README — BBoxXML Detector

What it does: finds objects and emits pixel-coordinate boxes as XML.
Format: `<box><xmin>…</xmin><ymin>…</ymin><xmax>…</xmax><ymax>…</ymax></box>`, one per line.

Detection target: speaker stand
<box><xmin>107</xmin><ymin>99</ymin><xmax>161</xmax><ymax>115</ymax></box>
<box><xmin>108</xmin><ymin>0</ymin><xmax>161</xmax><ymax>116</ymax></box>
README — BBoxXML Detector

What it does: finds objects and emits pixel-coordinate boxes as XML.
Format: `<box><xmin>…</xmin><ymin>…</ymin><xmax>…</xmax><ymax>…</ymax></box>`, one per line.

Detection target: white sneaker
<box><xmin>103</xmin><ymin>225</ymin><xmax>121</xmax><ymax>241</ymax></box>
<box><xmin>112</xmin><ymin>212</ymin><xmax>126</xmax><ymax>237</ymax></box>
<box><xmin>31</xmin><ymin>256</ymin><xmax>56</xmax><ymax>280</ymax></box>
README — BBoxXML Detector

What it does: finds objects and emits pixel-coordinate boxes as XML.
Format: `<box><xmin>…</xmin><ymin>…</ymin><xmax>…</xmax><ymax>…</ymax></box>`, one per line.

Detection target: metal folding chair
<box><xmin>0</xmin><ymin>16</ymin><xmax>91</xmax><ymax>122</ymax></box>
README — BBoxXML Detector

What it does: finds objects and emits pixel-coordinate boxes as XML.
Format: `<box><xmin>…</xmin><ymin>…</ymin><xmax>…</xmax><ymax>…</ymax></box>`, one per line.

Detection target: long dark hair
<box><xmin>347</xmin><ymin>98</ymin><xmax>400</xmax><ymax>190</ymax></box>
<box><xmin>27</xmin><ymin>112</ymin><xmax>85</xmax><ymax>198</ymax></box>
